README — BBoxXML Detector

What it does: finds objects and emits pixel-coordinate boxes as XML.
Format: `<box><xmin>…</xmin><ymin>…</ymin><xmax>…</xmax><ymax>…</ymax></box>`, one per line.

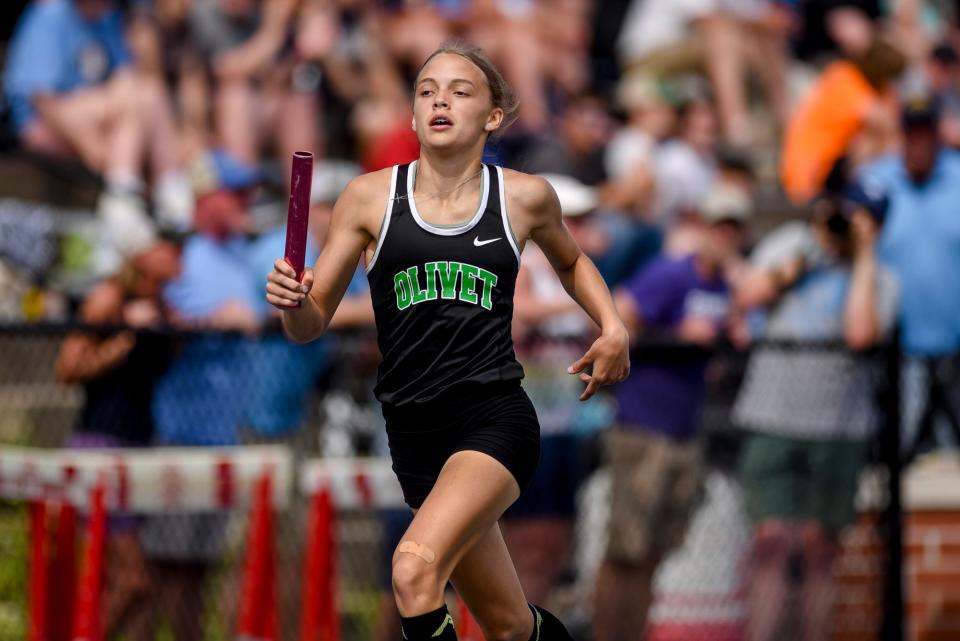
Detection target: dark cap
<box><xmin>843</xmin><ymin>176</ymin><xmax>889</xmax><ymax>223</ymax></box>
<box><xmin>931</xmin><ymin>43</ymin><xmax>960</xmax><ymax>66</ymax></box>
<box><xmin>901</xmin><ymin>93</ymin><xmax>941</xmax><ymax>129</ymax></box>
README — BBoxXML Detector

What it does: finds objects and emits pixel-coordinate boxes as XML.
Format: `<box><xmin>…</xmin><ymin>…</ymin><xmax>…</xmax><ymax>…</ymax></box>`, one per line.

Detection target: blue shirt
<box><xmin>243</xmin><ymin>227</ymin><xmax>370</xmax><ymax>435</ymax></box>
<box><xmin>4</xmin><ymin>0</ymin><xmax>130</xmax><ymax>132</ymax></box>
<box><xmin>153</xmin><ymin>234</ymin><xmax>263</xmax><ymax>446</ymax></box>
<box><xmin>615</xmin><ymin>255</ymin><xmax>729</xmax><ymax>441</ymax></box>
<box><xmin>246</xmin><ymin>226</ymin><xmax>370</xmax><ymax>312</ymax></box>
<box><xmin>244</xmin><ymin>228</ymin><xmax>324</xmax><ymax>435</ymax></box>
<box><xmin>247</xmin><ymin>227</ymin><xmax>320</xmax><ymax>318</ymax></box>
<box><xmin>862</xmin><ymin>150</ymin><xmax>960</xmax><ymax>356</ymax></box>
<box><xmin>165</xmin><ymin>234</ymin><xmax>264</xmax><ymax>322</ymax></box>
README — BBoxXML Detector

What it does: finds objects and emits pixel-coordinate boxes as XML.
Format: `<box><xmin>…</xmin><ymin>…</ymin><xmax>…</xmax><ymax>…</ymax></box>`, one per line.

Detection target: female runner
<box><xmin>266</xmin><ymin>41</ymin><xmax>629</xmax><ymax>641</ymax></box>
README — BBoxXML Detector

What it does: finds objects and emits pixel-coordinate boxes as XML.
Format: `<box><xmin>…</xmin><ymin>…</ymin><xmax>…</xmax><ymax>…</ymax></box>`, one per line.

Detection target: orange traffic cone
<box><xmin>299</xmin><ymin>487</ymin><xmax>338</xmax><ymax>641</ymax></box>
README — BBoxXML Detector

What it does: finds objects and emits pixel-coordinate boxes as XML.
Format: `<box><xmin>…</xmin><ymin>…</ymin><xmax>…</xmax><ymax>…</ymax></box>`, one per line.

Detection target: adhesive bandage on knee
<box><xmin>398</xmin><ymin>540</ymin><xmax>436</xmax><ymax>563</ymax></box>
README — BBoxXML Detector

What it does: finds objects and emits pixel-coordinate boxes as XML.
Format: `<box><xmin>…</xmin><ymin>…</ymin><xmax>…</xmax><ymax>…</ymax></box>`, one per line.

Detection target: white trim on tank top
<box><xmin>365</xmin><ymin>164</ymin><xmax>399</xmax><ymax>274</ymax></box>
<box><xmin>406</xmin><ymin>160</ymin><xmax>491</xmax><ymax>236</ymax></box>
<box><xmin>495</xmin><ymin>166</ymin><xmax>521</xmax><ymax>264</ymax></box>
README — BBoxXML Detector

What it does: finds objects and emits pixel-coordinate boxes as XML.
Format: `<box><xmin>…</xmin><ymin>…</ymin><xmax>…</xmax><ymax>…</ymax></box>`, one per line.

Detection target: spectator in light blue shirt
<box><xmin>3</xmin><ymin>0</ymin><xmax>192</xmax><ymax>249</ymax></box>
<box><xmin>4</xmin><ymin>0</ymin><xmax>130</xmax><ymax>135</ymax></box>
<box><xmin>861</xmin><ymin>93</ymin><xmax>960</xmax><ymax>454</ymax></box>
<box><xmin>153</xmin><ymin>189</ymin><xmax>265</xmax><ymax>447</ymax></box>
<box><xmin>140</xmin><ymin>185</ymin><xmax>265</xmax><ymax>641</ymax></box>
<box><xmin>245</xmin><ymin>161</ymin><xmax>374</xmax><ymax>437</ymax></box>
<box><xmin>864</xmin><ymin>97</ymin><xmax>960</xmax><ymax>356</ymax></box>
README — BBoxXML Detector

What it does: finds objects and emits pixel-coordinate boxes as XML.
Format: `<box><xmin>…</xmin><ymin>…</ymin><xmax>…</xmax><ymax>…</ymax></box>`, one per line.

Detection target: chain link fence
<box><xmin>0</xmin><ymin>324</ymin><xmax>913</xmax><ymax>641</ymax></box>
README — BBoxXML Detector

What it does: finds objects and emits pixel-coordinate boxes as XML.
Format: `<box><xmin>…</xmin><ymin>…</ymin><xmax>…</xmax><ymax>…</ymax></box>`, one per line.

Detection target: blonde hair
<box><xmin>416</xmin><ymin>40</ymin><xmax>520</xmax><ymax>134</ymax></box>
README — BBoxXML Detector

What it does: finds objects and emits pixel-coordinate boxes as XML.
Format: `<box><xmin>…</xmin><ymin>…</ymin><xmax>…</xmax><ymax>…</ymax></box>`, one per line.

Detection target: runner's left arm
<box><xmin>520</xmin><ymin>175</ymin><xmax>630</xmax><ymax>400</ymax></box>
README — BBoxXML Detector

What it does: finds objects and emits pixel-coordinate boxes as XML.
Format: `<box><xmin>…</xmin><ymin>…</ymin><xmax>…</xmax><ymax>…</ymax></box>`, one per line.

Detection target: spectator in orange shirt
<box><xmin>781</xmin><ymin>39</ymin><xmax>905</xmax><ymax>204</ymax></box>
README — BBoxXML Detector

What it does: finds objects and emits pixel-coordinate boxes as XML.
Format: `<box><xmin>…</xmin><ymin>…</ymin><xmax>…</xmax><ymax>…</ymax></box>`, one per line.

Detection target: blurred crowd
<box><xmin>1</xmin><ymin>0</ymin><xmax>960</xmax><ymax>319</ymax></box>
<box><xmin>3</xmin><ymin>0</ymin><xmax>960</xmax><ymax>640</ymax></box>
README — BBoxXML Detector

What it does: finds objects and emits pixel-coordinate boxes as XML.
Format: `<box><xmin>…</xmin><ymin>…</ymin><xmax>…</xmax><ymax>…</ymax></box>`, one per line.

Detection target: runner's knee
<box><xmin>392</xmin><ymin>542</ymin><xmax>444</xmax><ymax>614</ymax></box>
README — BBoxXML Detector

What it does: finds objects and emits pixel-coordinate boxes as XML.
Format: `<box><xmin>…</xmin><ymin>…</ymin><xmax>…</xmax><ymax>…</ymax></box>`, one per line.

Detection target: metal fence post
<box><xmin>881</xmin><ymin>330</ymin><xmax>904</xmax><ymax>641</ymax></box>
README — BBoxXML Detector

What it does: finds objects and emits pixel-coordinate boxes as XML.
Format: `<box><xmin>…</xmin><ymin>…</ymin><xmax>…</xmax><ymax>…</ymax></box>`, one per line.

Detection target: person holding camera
<box><xmin>731</xmin><ymin>179</ymin><xmax>898</xmax><ymax>641</ymax></box>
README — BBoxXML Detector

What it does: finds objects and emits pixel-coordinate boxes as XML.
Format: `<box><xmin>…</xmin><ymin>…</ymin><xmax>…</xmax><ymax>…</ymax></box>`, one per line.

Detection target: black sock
<box><xmin>401</xmin><ymin>604</ymin><xmax>457</xmax><ymax>641</ymax></box>
<box><xmin>528</xmin><ymin>604</ymin><xmax>574</xmax><ymax>641</ymax></box>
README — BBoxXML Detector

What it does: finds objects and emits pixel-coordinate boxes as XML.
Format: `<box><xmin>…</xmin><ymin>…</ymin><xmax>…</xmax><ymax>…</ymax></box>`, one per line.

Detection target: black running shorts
<box><xmin>382</xmin><ymin>380</ymin><xmax>541</xmax><ymax>509</ymax></box>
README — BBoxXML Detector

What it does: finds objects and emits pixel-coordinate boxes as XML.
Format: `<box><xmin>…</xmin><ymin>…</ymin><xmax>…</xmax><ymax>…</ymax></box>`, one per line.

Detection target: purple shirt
<box><xmin>615</xmin><ymin>255</ymin><xmax>729</xmax><ymax>441</ymax></box>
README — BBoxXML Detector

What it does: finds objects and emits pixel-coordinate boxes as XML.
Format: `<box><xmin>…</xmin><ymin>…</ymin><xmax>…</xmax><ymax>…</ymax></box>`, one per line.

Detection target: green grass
<box><xmin>0</xmin><ymin>505</ymin><xmax>383</xmax><ymax>641</ymax></box>
<box><xmin>0</xmin><ymin>503</ymin><xmax>27</xmax><ymax>641</ymax></box>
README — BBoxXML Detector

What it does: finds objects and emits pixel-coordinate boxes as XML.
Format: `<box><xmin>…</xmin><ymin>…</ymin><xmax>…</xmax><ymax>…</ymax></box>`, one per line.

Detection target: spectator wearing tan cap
<box><xmin>594</xmin><ymin>185</ymin><xmax>747</xmax><ymax>641</ymax></box>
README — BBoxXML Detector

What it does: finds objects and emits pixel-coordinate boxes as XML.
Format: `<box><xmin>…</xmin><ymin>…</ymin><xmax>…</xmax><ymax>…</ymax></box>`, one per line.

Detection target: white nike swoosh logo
<box><xmin>473</xmin><ymin>236</ymin><xmax>501</xmax><ymax>247</ymax></box>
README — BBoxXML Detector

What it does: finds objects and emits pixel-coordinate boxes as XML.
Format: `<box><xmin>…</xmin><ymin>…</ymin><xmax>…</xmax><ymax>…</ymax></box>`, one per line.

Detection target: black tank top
<box><xmin>366</xmin><ymin>161</ymin><xmax>524</xmax><ymax>406</ymax></box>
<box><xmin>78</xmin><ymin>331</ymin><xmax>172</xmax><ymax>444</ymax></box>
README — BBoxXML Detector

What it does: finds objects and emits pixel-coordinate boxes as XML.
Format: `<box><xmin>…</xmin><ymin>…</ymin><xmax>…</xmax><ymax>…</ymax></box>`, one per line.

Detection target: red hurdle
<box><xmin>237</xmin><ymin>470</ymin><xmax>279</xmax><ymax>641</ymax></box>
<box><xmin>457</xmin><ymin>596</ymin><xmax>486</xmax><ymax>641</ymax></box>
<box><xmin>72</xmin><ymin>480</ymin><xmax>107</xmax><ymax>641</ymax></box>
<box><xmin>300</xmin><ymin>486</ymin><xmax>338</xmax><ymax>641</ymax></box>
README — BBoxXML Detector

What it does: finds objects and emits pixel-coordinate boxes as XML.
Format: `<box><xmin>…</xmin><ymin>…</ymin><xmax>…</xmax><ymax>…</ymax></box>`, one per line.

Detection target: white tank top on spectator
<box><xmin>526</xmin><ymin>246</ymin><xmax>590</xmax><ymax>339</ymax></box>
<box><xmin>517</xmin><ymin>247</ymin><xmax>591</xmax><ymax>436</ymax></box>
<box><xmin>653</xmin><ymin>140</ymin><xmax>717</xmax><ymax>229</ymax></box>
<box><xmin>605</xmin><ymin>128</ymin><xmax>656</xmax><ymax>181</ymax></box>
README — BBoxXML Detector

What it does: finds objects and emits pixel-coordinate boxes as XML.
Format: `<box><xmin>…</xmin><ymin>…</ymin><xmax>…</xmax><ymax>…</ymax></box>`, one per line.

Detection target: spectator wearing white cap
<box><xmin>665</xmin><ymin>180</ymin><xmax>753</xmax><ymax>258</ymax></box>
<box><xmin>537</xmin><ymin>170</ymin><xmax>664</xmax><ymax>287</ymax></box>
<box><xmin>534</xmin><ymin>173</ymin><xmax>609</xmax><ymax>252</ymax></box>
<box><xmin>515</xmin><ymin>174</ymin><xmax>603</xmax><ymax>342</ymax></box>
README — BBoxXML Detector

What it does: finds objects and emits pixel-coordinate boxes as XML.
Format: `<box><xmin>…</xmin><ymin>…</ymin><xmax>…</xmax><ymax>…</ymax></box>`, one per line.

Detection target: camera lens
<box><xmin>826</xmin><ymin>212</ymin><xmax>850</xmax><ymax>236</ymax></box>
